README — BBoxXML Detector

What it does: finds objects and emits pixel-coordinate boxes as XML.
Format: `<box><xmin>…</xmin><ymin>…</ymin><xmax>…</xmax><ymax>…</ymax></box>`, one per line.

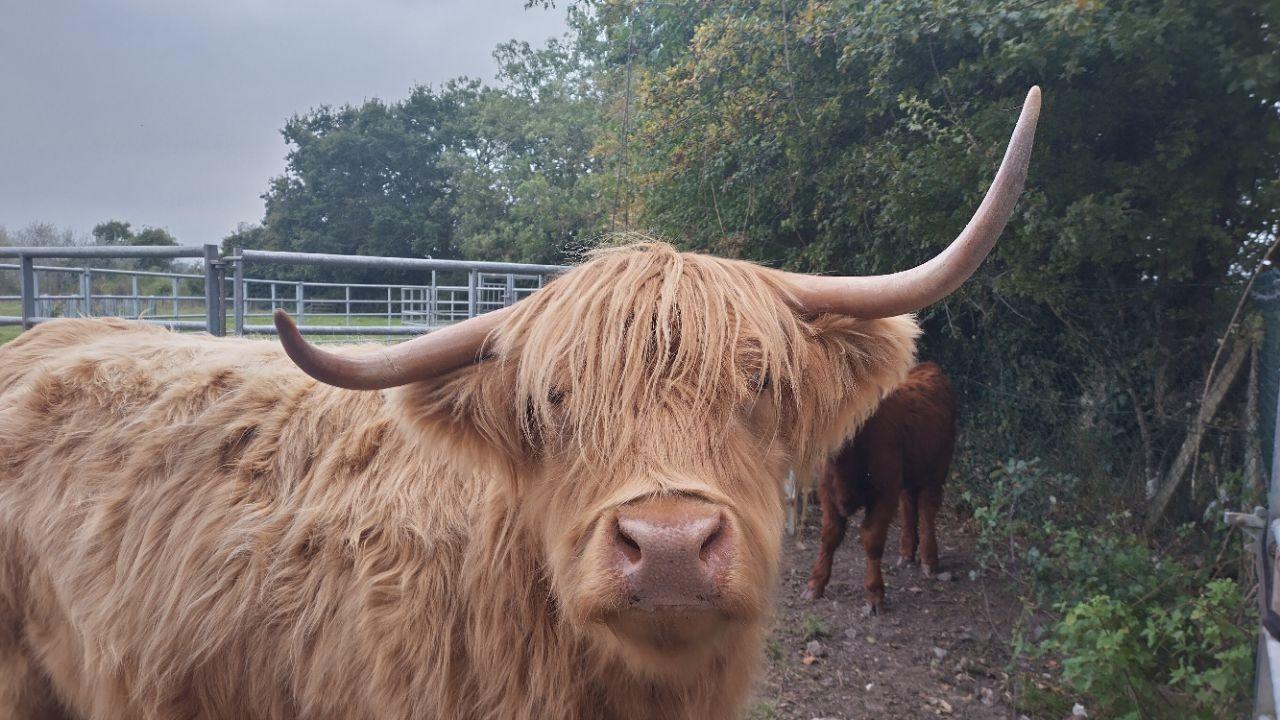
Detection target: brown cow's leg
<box><xmin>897</xmin><ymin>488</ymin><xmax>919</xmax><ymax>568</ymax></box>
<box><xmin>802</xmin><ymin>472</ymin><xmax>848</xmax><ymax>601</ymax></box>
<box><xmin>919</xmin><ymin>484</ymin><xmax>944</xmax><ymax>577</ymax></box>
<box><xmin>859</xmin><ymin>491</ymin><xmax>898</xmax><ymax>615</ymax></box>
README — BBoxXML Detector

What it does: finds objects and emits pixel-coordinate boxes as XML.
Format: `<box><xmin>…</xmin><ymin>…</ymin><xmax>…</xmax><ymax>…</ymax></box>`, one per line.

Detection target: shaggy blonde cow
<box><xmin>0</xmin><ymin>88</ymin><xmax>1039</xmax><ymax>719</ymax></box>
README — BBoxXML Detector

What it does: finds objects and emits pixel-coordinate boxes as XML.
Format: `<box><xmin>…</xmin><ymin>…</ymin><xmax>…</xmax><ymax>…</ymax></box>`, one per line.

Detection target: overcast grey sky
<box><xmin>0</xmin><ymin>0</ymin><xmax>568</xmax><ymax>244</ymax></box>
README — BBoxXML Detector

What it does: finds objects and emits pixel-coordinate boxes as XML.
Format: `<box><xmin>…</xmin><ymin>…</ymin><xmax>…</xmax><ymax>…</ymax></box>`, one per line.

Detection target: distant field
<box><xmin>0</xmin><ymin>301</ymin><xmax>19</xmax><ymax>345</ymax></box>
<box><xmin>0</xmin><ymin>303</ymin><xmax>426</xmax><ymax>346</ymax></box>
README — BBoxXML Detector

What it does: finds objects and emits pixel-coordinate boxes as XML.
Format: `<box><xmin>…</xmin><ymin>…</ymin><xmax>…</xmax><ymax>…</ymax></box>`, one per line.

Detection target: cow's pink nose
<box><xmin>613</xmin><ymin>498</ymin><xmax>733</xmax><ymax>608</ymax></box>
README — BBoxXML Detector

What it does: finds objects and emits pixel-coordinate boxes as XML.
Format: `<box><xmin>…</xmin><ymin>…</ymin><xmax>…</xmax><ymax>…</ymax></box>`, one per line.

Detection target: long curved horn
<box><xmin>274</xmin><ymin>305</ymin><xmax>512</xmax><ymax>390</ymax></box>
<box><xmin>784</xmin><ymin>86</ymin><xmax>1041</xmax><ymax>318</ymax></box>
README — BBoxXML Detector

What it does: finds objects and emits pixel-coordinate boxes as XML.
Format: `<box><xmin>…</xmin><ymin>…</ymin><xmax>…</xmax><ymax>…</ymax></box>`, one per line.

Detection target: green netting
<box><xmin>1256</xmin><ymin>270</ymin><xmax>1280</xmax><ymax>475</ymax></box>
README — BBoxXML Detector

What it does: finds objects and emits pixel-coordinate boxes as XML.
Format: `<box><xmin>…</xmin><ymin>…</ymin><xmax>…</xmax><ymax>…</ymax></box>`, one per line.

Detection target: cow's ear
<box><xmin>390</xmin><ymin>357</ymin><xmax>527</xmax><ymax>476</ymax></box>
<box><xmin>786</xmin><ymin>314</ymin><xmax>919</xmax><ymax>468</ymax></box>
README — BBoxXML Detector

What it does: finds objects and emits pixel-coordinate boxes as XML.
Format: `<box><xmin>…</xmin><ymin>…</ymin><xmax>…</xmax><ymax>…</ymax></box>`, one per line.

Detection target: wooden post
<box><xmin>1145</xmin><ymin>339</ymin><xmax>1251</xmax><ymax>532</ymax></box>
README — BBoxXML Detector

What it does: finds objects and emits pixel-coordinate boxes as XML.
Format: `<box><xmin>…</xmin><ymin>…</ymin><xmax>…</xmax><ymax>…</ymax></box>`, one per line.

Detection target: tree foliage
<box><xmin>249</xmin><ymin>38</ymin><xmax>605</xmax><ymax>276</ymax></box>
<box><xmin>91</xmin><ymin>219</ymin><xmax>177</xmax><ymax>270</ymax></box>
<box><xmin>579</xmin><ymin>0</ymin><xmax>1280</xmax><ymax>502</ymax></box>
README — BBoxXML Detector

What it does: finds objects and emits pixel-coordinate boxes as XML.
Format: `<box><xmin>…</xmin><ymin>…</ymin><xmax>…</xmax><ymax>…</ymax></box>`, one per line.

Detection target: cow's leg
<box><xmin>802</xmin><ymin>470</ymin><xmax>847</xmax><ymax>601</ymax></box>
<box><xmin>896</xmin><ymin>488</ymin><xmax>919</xmax><ymax>568</ymax></box>
<box><xmin>859</xmin><ymin>489</ymin><xmax>898</xmax><ymax>615</ymax></box>
<box><xmin>919</xmin><ymin>483</ymin><xmax>944</xmax><ymax>577</ymax></box>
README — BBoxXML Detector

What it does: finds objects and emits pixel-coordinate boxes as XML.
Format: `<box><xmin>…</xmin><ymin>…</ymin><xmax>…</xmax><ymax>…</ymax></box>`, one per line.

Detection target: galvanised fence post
<box><xmin>467</xmin><ymin>270</ymin><xmax>477</xmax><ymax>319</ymax></box>
<box><xmin>203</xmin><ymin>244</ymin><xmax>223</xmax><ymax>336</ymax></box>
<box><xmin>233</xmin><ymin>247</ymin><xmax>245</xmax><ymax>336</ymax></box>
<box><xmin>81</xmin><ymin>267</ymin><xmax>92</xmax><ymax>317</ymax></box>
<box><xmin>19</xmin><ymin>255</ymin><xmax>34</xmax><ymax>329</ymax></box>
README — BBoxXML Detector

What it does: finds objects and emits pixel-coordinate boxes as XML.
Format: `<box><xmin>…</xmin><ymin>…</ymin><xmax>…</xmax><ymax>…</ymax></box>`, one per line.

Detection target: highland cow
<box><xmin>802</xmin><ymin>362</ymin><xmax>957</xmax><ymax>614</ymax></box>
<box><xmin>0</xmin><ymin>89</ymin><xmax>1038</xmax><ymax>719</ymax></box>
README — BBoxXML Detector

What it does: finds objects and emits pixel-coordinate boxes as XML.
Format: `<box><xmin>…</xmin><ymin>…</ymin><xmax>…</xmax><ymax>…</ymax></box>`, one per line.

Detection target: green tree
<box><xmin>446</xmin><ymin>39</ymin><xmax>607</xmax><ymax>264</ymax></box>
<box><xmin>92</xmin><ymin>220</ymin><xmax>133</xmax><ymax>246</ymax></box>
<box><xmin>259</xmin><ymin>89</ymin><xmax>471</xmax><ymax>281</ymax></box>
<box><xmin>221</xmin><ymin>222</ymin><xmax>265</xmax><ymax>258</ymax></box>
<box><xmin>131</xmin><ymin>227</ymin><xmax>177</xmax><ymax>247</ymax></box>
<box><xmin>256</xmin><ymin>38</ymin><xmax>606</xmax><ymax>277</ymax></box>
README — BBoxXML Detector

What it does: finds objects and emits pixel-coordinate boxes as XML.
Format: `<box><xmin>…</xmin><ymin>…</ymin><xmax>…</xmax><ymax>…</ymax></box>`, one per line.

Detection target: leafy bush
<box><xmin>1049</xmin><ymin>580</ymin><xmax>1252</xmax><ymax>720</ymax></box>
<box><xmin>962</xmin><ymin>457</ymin><xmax>1079</xmax><ymax>571</ymax></box>
<box><xmin>965</xmin><ymin>457</ymin><xmax>1255</xmax><ymax>719</ymax></box>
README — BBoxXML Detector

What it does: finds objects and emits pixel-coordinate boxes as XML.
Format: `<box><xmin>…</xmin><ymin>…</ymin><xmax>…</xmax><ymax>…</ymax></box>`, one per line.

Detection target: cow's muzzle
<box><xmin>612</xmin><ymin>496</ymin><xmax>734</xmax><ymax>611</ymax></box>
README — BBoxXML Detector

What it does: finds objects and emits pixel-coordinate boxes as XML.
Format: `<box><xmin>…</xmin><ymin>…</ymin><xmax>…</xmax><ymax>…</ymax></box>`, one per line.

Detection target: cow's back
<box><xmin>848</xmin><ymin>361</ymin><xmax>956</xmax><ymax>489</ymax></box>
<box><xmin>0</xmin><ymin>319</ymin><xmax>478</xmax><ymax>718</ymax></box>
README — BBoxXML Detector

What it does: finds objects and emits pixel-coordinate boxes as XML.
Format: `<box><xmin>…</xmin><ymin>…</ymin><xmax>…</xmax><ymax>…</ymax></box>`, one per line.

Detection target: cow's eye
<box><xmin>547</xmin><ymin>387</ymin><xmax>565</xmax><ymax>406</ymax></box>
<box><xmin>747</xmin><ymin>372</ymin><xmax>771</xmax><ymax>394</ymax></box>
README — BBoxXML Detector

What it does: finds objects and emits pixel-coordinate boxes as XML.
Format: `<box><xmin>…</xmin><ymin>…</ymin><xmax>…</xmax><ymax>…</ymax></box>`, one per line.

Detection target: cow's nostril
<box><xmin>699</xmin><ymin>520</ymin><xmax>725</xmax><ymax>562</ymax></box>
<box><xmin>615</xmin><ymin>522</ymin><xmax>643</xmax><ymax>563</ymax></box>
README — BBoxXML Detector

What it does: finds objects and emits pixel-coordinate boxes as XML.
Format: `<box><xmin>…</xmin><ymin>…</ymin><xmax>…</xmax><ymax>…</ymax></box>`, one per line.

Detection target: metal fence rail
<box><xmin>0</xmin><ymin>244</ymin><xmax>566</xmax><ymax>337</ymax></box>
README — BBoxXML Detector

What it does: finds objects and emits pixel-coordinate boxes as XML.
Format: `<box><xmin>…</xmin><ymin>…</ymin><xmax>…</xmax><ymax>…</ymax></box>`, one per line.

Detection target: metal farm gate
<box><xmin>0</xmin><ymin>244</ymin><xmax>564</xmax><ymax>338</ymax></box>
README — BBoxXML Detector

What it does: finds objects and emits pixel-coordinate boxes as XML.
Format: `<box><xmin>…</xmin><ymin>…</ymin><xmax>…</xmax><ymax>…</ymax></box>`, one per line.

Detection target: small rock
<box><xmin>979</xmin><ymin>687</ymin><xmax>994</xmax><ymax>706</ymax></box>
<box><xmin>1072</xmin><ymin>703</ymin><xmax>1088</xmax><ymax>718</ymax></box>
<box><xmin>844</xmin><ymin>628</ymin><xmax>859</xmax><ymax>642</ymax></box>
<box><xmin>932</xmin><ymin>646</ymin><xmax>949</xmax><ymax>660</ymax></box>
<box><xmin>935</xmin><ymin>571</ymin><xmax>954</xmax><ymax>582</ymax></box>
<box><xmin>806</xmin><ymin>639</ymin><xmax>827</xmax><ymax>657</ymax></box>
<box><xmin>928</xmin><ymin>697</ymin><xmax>954</xmax><ymax>714</ymax></box>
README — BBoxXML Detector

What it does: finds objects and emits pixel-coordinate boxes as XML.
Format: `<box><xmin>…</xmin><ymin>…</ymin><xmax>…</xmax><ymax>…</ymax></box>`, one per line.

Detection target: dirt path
<box><xmin>752</xmin><ymin>513</ymin><xmax>1027</xmax><ymax>719</ymax></box>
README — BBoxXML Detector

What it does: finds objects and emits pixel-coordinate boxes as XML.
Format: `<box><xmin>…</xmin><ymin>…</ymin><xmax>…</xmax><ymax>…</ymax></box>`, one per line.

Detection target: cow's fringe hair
<box><xmin>504</xmin><ymin>241</ymin><xmax>801</xmax><ymax>463</ymax></box>
<box><xmin>499</xmin><ymin>241</ymin><xmax>917</xmax><ymax>475</ymax></box>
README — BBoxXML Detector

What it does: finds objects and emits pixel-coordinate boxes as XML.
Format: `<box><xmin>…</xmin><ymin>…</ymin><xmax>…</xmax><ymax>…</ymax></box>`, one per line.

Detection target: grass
<box><xmin>0</xmin><ymin>300</ymin><xmax>430</xmax><ymax>347</ymax></box>
<box><xmin>0</xmin><ymin>301</ymin><xmax>19</xmax><ymax>345</ymax></box>
<box><xmin>744</xmin><ymin>700</ymin><xmax>780</xmax><ymax>720</ymax></box>
<box><xmin>800</xmin><ymin>614</ymin><xmax>828</xmax><ymax>642</ymax></box>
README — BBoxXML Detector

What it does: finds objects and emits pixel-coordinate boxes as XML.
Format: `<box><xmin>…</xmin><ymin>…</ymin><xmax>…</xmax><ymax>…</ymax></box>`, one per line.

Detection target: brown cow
<box><xmin>802</xmin><ymin>362</ymin><xmax>957</xmax><ymax>614</ymax></box>
<box><xmin>0</xmin><ymin>90</ymin><xmax>1037</xmax><ymax>719</ymax></box>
